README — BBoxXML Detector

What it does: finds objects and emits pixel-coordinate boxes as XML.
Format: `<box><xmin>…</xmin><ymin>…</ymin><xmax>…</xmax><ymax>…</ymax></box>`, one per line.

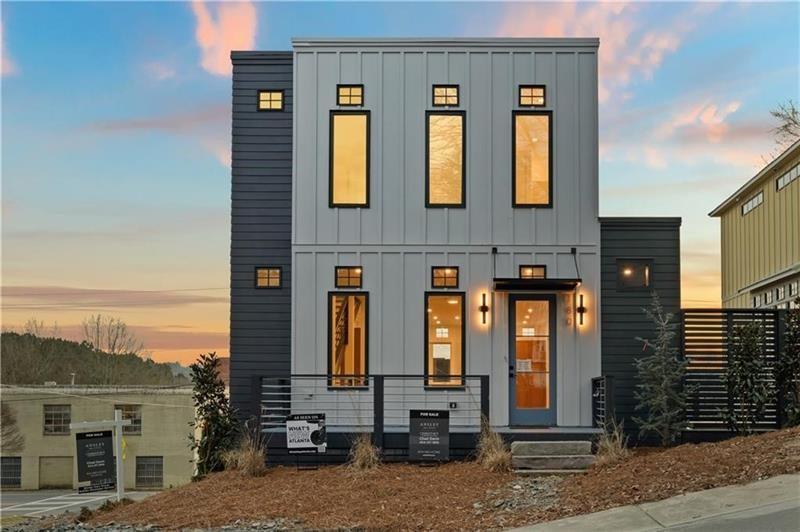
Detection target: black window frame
<box><xmin>741</xmin><ymin>191</ymin><xmax>763</xmax><ymax>215</ymax></box>
<box><xmin>518</xmin><ymin>84</ymin><xmax>546</xmax><ymax>107</ymax></box>
<box><xmin>616</xmin><ymin>259</ymin><xmax>653</xmax><ymax>291</ymax></box>
<box><xmin>431</xmin><ymin>266</ymin><xmax>459</xmax><ymax>289</ymax></box>
<box><xmin>255</xmin><ymin>266</ymin><xmax>282</xmax><ymax>289</ymax></box>
<box><xmin>257</xmin><ymin>89</ymin><xmax>284</xmax><ymax>112</ymax></box>
<box><xmin>43</xmin><ymin>404</ymin><xmax>71</xmax><ymax>435</ymax></box>
<box><xmin>327</xmin><ymin>291</ymin><xmax>370</xmax><ymax>390</ymax></box>
<box><xmin>115</xmin><ymin>404</ymin><xmax>142</xmax><ymax>435</ymax></box>
<box><xmin>336</xmin><ymin>84</ymin><xmax>364</xmax><ymax>107</ymax></box>
<box><xmin>425</xmin><ymin>110</ymin><xmax>467</xmax><ymax>208</ymax></box>
<box><xmin>135</xmin><ymin>456</ymin><xmax>164</xmax><ymax>489</ymax></box>
<box><xmin>519</xmin><ymin>265</ymin><xmax>547</xmax><ymax>279</ymax></box>
<box><xmin>424</xmin><ymin>291</ymin><xmax>466</xmax><ymax>389</ymax></box>
<box><xmin>1</xmin><ymin>456</ymin><xmax>21</xmax><ymax>488</ymax></box>
<box><xmin>329</xmin><ymin>109</ymin><xmax>371</xmax><ymax>208</ymax></box>
<box><xmin>431</xmin><ymin>84</ymin><xmax>460</xmax><ymax>107</ymax></box>
<box><xmin>335</xmin><ymin>266</ymin><xmax>363</xmax><ymax>288</ymax></box>
<box><xmin>512</xmin><ymin>110</ymin><xmax>553</xmax><ymax>208</ymax></box>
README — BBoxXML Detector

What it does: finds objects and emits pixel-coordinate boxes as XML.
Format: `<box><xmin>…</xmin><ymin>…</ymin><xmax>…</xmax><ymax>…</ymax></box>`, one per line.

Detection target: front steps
<box><xmin>511</xmin><ymin>440</ymin><xmax>595</xmax><ymax>475</ymax></box>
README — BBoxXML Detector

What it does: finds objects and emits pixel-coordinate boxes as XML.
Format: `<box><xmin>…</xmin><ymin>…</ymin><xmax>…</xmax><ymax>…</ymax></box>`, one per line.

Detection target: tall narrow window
<box><xmin>426</xmin><ymin>111</ymin><xmax>465</xmax><ymax>207</ymax></box>
<box><xmin>432</xmin><ymin>85</ymin><xmax>459</xmax><ymax>106</ymax></box>
<box><xmin>519</xmin><ymin>85</ymin><xmax>545</xmax><ymax>107</ymax></box>
<box><xmin>256</xmin><ymin>267</ymin><xmax>281</xmax><ymax>288</ymax></box>
<box><xmin>258</xmin><ymin>90</ymin><xmax>283</xmax><ymax>111</ymax></box>
<box><xmin>330</xmin><ymin>111</ymin><xmax>369</xmax><ymax>207</ymax></box>
<box><xmin>425</xmin><ymin>293</ymin><xmax>465</xmax><ymax>387</ymax></box>
<box><xmin>520</xmin><ymin>265</ymin><xmax>547</xmax><ymax>279</ymax></box>
<box><xmin>513</xmin><ymin>111</ymin><xmax>551</xmax><ymax>207</ymax></box>
<box><xmin>329</xmin><ymin>292</ymin><xmax>368</xmax><ymax>387</ymax></box>
<box><xmin>337</xmin><ymin>85</ymin><xmax>363</xmax><ymax>106</ymax></box>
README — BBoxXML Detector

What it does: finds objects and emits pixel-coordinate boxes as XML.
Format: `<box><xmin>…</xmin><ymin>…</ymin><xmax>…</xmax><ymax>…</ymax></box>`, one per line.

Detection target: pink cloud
<box><xmin>1</xmin><ymin>21</ymin><xmax>17</xmax><ymax>76</ymax></box>
<box><xmin>657</xmin><ymin>100</ymin><xmax>742</xmax><ymax>143</ymax></box>
<box><xmin>191</xmin><ymin>0</ymin><xmax>257</xmax><ymax>77</ymax></box>
<box><xmin>495</xmin><ymin>2</ymin><xmax>713</xmax><ymax>103</ymax></box>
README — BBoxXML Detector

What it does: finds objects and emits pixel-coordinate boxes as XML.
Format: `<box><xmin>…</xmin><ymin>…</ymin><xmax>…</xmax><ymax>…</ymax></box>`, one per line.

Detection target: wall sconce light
<box><xmin>479</xmin><ymin>293</ymin><xmax>490</xmax><ymax>324</ymax></box>
<box><xmin>576</xmin><ymin>294</ymin><xmax>587</xmax><ymax>326</ymax></box>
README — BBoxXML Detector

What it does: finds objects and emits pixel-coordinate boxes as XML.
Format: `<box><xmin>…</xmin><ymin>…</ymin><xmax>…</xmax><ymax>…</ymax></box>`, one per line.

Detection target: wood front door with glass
<box><xmin>509</xmin><ymin>295</ymin><xmax>556</xmax><ymax>425</ymax></box>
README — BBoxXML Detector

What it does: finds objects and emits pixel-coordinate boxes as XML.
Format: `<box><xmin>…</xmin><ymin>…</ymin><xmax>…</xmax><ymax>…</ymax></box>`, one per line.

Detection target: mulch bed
<box><xmin>91</xmin><ymin>427</ymin><xmax>800</xmax><ymax>531</ymax></box>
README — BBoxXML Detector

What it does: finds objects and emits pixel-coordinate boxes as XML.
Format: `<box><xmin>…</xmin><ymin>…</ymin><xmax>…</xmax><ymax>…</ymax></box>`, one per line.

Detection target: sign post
<box><xmin>70</xmin><ymin>409</ymin><xmax>131</xmax><ymax>501</ymax></box>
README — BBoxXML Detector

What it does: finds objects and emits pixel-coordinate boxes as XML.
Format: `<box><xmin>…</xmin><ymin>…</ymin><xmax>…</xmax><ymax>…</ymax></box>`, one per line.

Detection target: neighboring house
<box><xmin>229</xmin><ymin>38</ymin><xmax>681</xmax><ymax>450</ymax></box>
<box><xmin>710</xmin><ymin>139</ymin><xmax>800</xmax><ymax>309</ymax></box>
<box><xmin>0</xmin><ymin>386</ymin><xmax>193</xmax><ymax>490</ymax></box>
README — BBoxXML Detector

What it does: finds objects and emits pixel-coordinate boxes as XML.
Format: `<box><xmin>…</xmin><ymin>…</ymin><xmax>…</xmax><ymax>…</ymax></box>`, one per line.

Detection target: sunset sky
<box><xmin>1</xmin><ymin>1</ymin><xmax>797</xmax><ymax>365</ymax></box>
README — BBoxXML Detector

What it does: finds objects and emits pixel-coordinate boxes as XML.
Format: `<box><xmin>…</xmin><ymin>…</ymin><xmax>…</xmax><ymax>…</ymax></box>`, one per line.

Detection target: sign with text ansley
<box><xmin>409</xmin><ymin>410</ymin><xmax>449</xmax><ymax>461</ymax></box>
<box><xmin>286</xmin><ymin>413</ymin><xmax>327</xmax><ymax>454</ymax></box>
<box><xmin>76</xmin><ymin>430</ymin><xmax>115</xmax><ymax>493</ymax></box>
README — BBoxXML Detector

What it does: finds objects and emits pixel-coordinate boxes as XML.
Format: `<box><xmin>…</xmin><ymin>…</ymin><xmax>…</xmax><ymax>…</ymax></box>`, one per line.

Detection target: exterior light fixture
<box><xmin>576</xmin><ymin>294</ymin><xmax>587</xmax><ymax>326</ymax></box>
<box><xmin>623</xmin><ymin>268</ymin><xmax>633</xmax><ymax>276</ymax></box>
<box><xmin>479</xmin><ymin>293</ymin><xmax>490</xmax><ymax>324</ymax></box>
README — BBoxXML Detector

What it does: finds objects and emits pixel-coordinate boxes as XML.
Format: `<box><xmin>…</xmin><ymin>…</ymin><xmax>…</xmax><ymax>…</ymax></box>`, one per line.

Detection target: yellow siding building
<box><xmin>710</xmin><ymin>140</ymin><xmax>800</xmax><ymax>309</ymax></box>
<box><xmin>1</xmin><ymin>386</ymin><xmax>194</xmax><ymax>490</ymax></box>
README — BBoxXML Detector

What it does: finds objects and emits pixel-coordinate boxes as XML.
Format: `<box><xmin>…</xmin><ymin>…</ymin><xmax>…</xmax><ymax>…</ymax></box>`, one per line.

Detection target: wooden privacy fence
<box><xmin>682</xmin><ymin>308</ymin><xmax>786</xmax><ymax>432</ymax></box>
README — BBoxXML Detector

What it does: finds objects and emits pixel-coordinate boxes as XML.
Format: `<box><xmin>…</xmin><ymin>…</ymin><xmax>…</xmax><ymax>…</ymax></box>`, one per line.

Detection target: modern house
<box><xmin>229</xmin><ymin>38</ymin><xmax>681</xmax><ymax>457</ymax></box>
<box><xmin>710</xmin><ymin>139</ymin><xmax>800</xmax><ymax>309</ymax></box>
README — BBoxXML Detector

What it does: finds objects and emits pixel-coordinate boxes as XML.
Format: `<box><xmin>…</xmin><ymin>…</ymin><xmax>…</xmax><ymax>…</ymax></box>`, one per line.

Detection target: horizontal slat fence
<box><xmin>682</xmin><ymin>309</ymin><xmax>783</xmax><ymax>432</ymax></box>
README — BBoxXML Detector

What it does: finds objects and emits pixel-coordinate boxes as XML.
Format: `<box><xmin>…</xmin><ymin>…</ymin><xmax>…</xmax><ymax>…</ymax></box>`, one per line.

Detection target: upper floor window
<box><xmin>256</xmin><ymin>267</ymin><xmax>281</xmax><ymax>288</ymax></box>
<box><xmin>520</xmin><ymin>265</ymin><xmax>547</xmax><ymax>279</ymax></box>
<box><xmin>777</xmin><ymin>163</ymin><xmax>799</xmax><ymax>191</ymax></box>
<box><xmin>426</xmin><ymin>111</ymin><xmax>465</xmax><ymax>207</ymax></box>
<box><xmin>513</xmin><ymin>111</ymin><xmax>552</xmax><ymax>207</ymax></box>
<box><xmin>617</xmin><ymin>259</ymin><xmax>652</xmax><ymax>290</ymax></box>
<box><xmin>431</xmin><ymin>267</ymin><xmax>459</xmax><ymax>288</ymax></box>
<box><xmin>777</xmin><ymin>285</ymin><xmax>786</xmax><ymax>301</ymax></box>
<box><xmin>258</xmin><ymin>90</ymin><xmax>283</xmax><ymax>111</ymax></box>
<box><xmin>519</xmin><ymin>85</ymin><xmax>545</xmax><ymax>107</ymax></box>
<box><xmin>790</xmin><ymin>281</ymin><xmax>799</xmax><ymax>297</ymax></box>
<box><xmin>741</xmin><ymin>191</ymin><xmax>763</xmax><ymax>215</ymax></box>
<box><xmin>765</xmin><ymin>290</ymin><xmax>774</xmax><ymax>305</ymax></box>
<box><xmin>330</xmin><ymin>111</ymin><xmax>370</xmax><ymax>207</ymax></box>
<box><xmin>335</xmin><ymin>266</ymin><xmax>363</xmax><ymax>288</ymax></box>
<box><xmin>337</xmin><ymin>85</ymin><xmax>363</xmax><ymax>106</ymax></box>
<box><xmin>115</xmin><ymin>404</ymin><xmax>142</xmax><ymax>435</ymax></box>
<box><xmin>432</xmin><ymin>85</ymin><xmax>459</xmax><ymax>106</ymax></box>
<box><xmin>43</xmin><ymin>405</ymin><xmax>70</xmax><ymax>435</ymax></box>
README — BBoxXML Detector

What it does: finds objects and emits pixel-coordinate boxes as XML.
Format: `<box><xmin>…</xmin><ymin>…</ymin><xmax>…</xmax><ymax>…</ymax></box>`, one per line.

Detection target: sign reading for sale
<box><xmin>286</xmin><ymin>413</ymin><xmax>326</xmax><ymax>454</ymax></box>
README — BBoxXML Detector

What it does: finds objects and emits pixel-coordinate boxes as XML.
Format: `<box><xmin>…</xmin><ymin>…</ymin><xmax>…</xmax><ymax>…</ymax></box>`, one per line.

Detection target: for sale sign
<box><xmin>286</xmin><ymin>413</ymin><xmax>326</xmax><ymax>454</ymax></box>
<box><xmin>76</xmin><ymin>430</ymin><xmax>115</xmax><ymax>493</ymax></box>
<box><xmin>409</xmin><ymin>410</ymin><xmax>449</xmax><ymax>461</ymax></box>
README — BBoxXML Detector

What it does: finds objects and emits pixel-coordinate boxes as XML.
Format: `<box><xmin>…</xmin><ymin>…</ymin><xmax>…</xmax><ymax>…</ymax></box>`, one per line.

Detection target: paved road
<box><xmin>0</xmin><ymin>490</ymin><xmax>154</xmax><ymax>518</ymax></box>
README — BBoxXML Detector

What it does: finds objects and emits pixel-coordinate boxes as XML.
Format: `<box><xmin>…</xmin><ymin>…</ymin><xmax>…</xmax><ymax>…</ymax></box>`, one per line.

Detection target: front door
<box><xmin>509</xmin><ymin>295</ymin><xmax>556</xmax><ymax>426</ymax></box>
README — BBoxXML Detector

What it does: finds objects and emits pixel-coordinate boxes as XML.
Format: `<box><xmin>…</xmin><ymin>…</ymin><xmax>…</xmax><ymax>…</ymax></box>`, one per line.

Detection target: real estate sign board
<box><xmin>409</xmin><ymin>409</ymin><xmax>449</xmax><ymax>461</ymax></box>
<box><xmin>286</xmin><ymin>413</ymin><xmax>326</xmax><ymax>454</ymax></box>
<box><xmin>76</xmin><ymin>430</ymin><xmax>115</xmax><ymax>493</ymax></box>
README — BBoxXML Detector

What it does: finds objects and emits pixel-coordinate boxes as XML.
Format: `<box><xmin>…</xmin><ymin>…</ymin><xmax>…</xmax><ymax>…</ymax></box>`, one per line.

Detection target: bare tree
<box><xmin>1</xmin><ymin>403</ymin><xmax>25</xmax><ymax>454</ymax></box>
<box><xmin>82</xmin><ymin>314</ymin><xmax>144</xmax><ymax>356</ymax></box>
<box><xmin>771</xmin><ymin>100</ymin><xmax>800</xmax><ymax>150</ymax></box>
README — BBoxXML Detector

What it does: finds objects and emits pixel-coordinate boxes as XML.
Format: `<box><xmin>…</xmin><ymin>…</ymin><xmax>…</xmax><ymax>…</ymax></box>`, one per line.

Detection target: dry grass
<box><xmin>222</xmin><ymin>423</ymin><xmax>267</xmax><ymax>477</ymax></box>
<box><xmin>595</xmin><ymin>418</ymin><xmax>630</xmax><ymax>466</ymax></box>
<box><xmin>476</xmin><ymin>417</ymin><xmax>511</xmax><ymax>472</ymax></box>
<box><xmin>347</xmin><ymin>432</ymin><xmax>380</xmax><ymax>471</ymax></box>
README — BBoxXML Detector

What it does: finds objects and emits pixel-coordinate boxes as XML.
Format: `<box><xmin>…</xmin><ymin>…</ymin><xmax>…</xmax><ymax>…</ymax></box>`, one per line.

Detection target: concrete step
<box><xmin>511</xmin><ymin>454</ymin><xmax>596</xmax><ymax>470</ymax></box>
<box><xmin>513</xmin><ymin>469</ymin><xmax>587</xmax><ymax>476</ymax></box>
<box><xmin>510</xmin><ymin>440</ymin><xmax>592</xmax><ymax>456</ymax></box>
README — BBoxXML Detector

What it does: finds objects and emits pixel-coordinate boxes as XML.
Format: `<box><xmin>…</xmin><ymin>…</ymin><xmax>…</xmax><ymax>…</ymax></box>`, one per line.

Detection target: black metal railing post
<box><xmin>373</xmin><ymin>375</ymin><xmax>384</xmax><ymax>448</ymax></box>
<box><xmin>776</xmin><ymin>310</ymin><xmax>787</xmax><ymax>428</ymax></box>
<box><xmin>480</xmin><ymin>375</ymin><xmax>490</xmax><ymax>422</ymax></box>
<box><xmin>251</xmin><ymin>375</ymin><xmax>262</xmax><ymax>421</ymax></box>
<box><xmin>606</xmin><ymin>374</ymin><xmax>615</xmax><ymax>423</ymax></box>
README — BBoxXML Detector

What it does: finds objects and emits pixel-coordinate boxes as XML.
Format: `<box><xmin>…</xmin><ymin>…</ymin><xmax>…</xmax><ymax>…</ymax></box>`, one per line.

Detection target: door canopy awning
<box><xmin>492</xmin><ymin>278</ymin><xmax>582</xmax><ymax>292</ymax></box>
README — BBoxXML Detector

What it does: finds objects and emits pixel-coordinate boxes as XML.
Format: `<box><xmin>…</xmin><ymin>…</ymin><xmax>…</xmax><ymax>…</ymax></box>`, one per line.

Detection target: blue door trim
<box><xmin>508</xmin><ymin>294</ymin><xmax>557</xmax><ymax>426</ymax></box>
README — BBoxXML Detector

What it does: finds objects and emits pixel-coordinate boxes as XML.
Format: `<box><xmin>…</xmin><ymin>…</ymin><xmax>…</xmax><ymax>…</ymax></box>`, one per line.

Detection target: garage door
<box><xmin>39</xmin><ymin>456</ymin><xmax>72</xmax><ymax>488</ymax></box>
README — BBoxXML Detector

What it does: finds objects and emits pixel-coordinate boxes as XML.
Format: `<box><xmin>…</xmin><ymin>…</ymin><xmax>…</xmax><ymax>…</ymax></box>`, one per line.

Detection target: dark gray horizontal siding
<box><xmin>600</xmin><ymin>218</ymin><xmax>682</xmax><ymax>434</ymax></box>
<box><xmin>230</xmin><ymin>51</ymin><xmax>293</xmax><ymax>418</ymax></box>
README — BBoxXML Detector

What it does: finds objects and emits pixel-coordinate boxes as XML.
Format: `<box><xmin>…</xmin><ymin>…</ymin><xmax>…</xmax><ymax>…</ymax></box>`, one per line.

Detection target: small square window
<box><xmin>1</xmin><ymin>457</ymin><xmax>21</xmax><ymax>488</ymax></box>
<box><xmin>519</xmin><ymin>85</ymin><xmax>545</xmax><ymax>106</ymax></box>
<box><xmin>256</xmin><ymin>267</ymin><xmax>281</xmax><ymax>288</ymax></box>
<box><xmin>135</xmin><ymin>456</ymin><xmax>163</xmax><ymax>489</ymax></box>
<box><xmin>258</xmin><ymin>90</ymin><xmax>283</xmax><ymax>111</ymax></box>
<box><xmin>43</xmin><ymin>405</ymin><xmax>71</xmax><ymax>435</ymax></box>
<box><xmin>115</xmin><ymin>404</ymin><xmax>142</xmax><ymax>435</ymax></box>
<box><xmin>433</xmin><ymin>85</ymin><xmax>459</xmax><ymax>106</ymax></box>
<box><xmin>335</xmin><ymin>266</ymin><xmax>362</xmax><ymax>288</ymax></box>
<box><xmin>617</xmin><ymin>259</ymin><xmax>652</xmax><ymax>290</ymax></box>
<box><xmin>432</xmin><ymin>267</ymin><xmax>459</xmax><ymax>288</ymax></box>
<box><xmin>519</xmin><ymin>265</ymin><xmax>546</xmax><ymax>279</ymax></box>
<box><xmin>337</xmin><ymin>85</ymin><xmax>364</xmax><ymax>106</ymax></box>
